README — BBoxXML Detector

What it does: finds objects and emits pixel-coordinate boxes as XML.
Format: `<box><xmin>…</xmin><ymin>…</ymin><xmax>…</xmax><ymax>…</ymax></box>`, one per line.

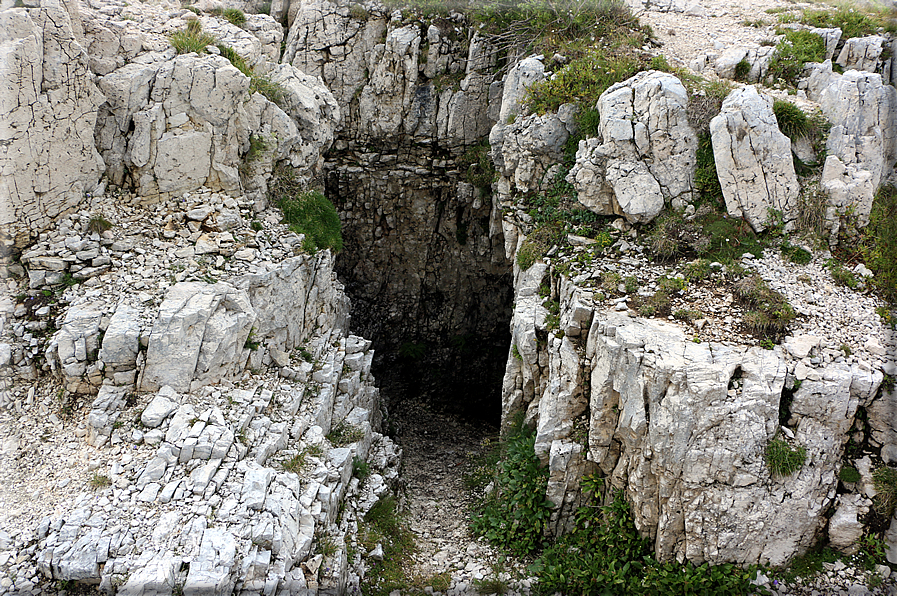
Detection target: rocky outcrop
<box><xmin>807</xmin><ymin>63</ymin><xmax>897</xmax><ymax>240</ymax></box>
<box><xmin>1</xmin><ymin>1</ymin><xmax>106</xmax><ymax>249</ymax></box>
<box><xmin>567</xmin><ymin>70</ymin><xmax>697</xmax><ymax>223</ymax></box>
<box><xmin>710</xmin><ymin>86</ymin><xmax>800</xmax><ymax>232</ymax></box>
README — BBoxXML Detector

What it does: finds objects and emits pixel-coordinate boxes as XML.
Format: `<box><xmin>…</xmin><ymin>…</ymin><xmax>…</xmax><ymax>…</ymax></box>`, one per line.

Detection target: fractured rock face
<box><xmin>568</xmin><ymin>70</ymin><xmax>697</xmax><ymax>224</ymax></box>
<box><xmin>710</xmin><ymin>86</ymin><xmax>799</xmax><ymax>232</ymax></box>
<box><xmin>1</xmin><ymin>2</ymin><xmax>106</xmax><ymax>249</ymax></box>
<box><xmin>141</xmin><ymin>282</ymin><xmax>256</xmax><ymax>393</ymax></box>
<box><xmin>807</xmin><ymin>64</ymin><xmax>897</xmax><ymax>240</ymax></box>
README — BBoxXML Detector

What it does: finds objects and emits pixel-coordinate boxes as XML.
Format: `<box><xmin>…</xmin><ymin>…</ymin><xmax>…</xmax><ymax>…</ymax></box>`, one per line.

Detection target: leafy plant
<box><xmin>169</xmin><ymin>20</ymin><xmax>217</xmax><ymax>54</ymax></box>
<box><xmin>517</xmin><ymin>222</ymin><xmax>565</xmax><ymax>270</ymax></box>
<box><xmin>471</xmin><ymin>422</ymin><xmax>552</xmax><ymax>555</ymax></box>
<box><xmin>733</xmin><ymin>58</ymin><xmax>751</xmax><ymax>81</ymax></box>
<box><xmin>765</xmin><ymin>438</ymin><xmax>806</xmax><ymax>477</ymax></box>
<box><xmin>244</xmin><ymin>327</ymin><xmax>260</xmax><ymax>351</ymax></box>
<box><xmin>827</xmin><ymin>259</ymin><xmax>860</xmax><ymax>289</ymax></box>
<box><xmin>772</xmin><ymin>99</ymin><xmax>811</xmax><ymax>139</ymax></box>
<box><xmin>459</xmin><ymin>138</ymin><xmax>497</xmax><ymax>190</ymax></box>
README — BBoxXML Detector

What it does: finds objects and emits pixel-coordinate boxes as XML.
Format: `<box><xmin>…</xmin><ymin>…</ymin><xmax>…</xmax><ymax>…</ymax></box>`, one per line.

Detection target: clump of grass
<box><xmin>169</xmin><ymin>20</ymin><xmax>217</xmax><ymax>55</ymax></box>
<box><xmin>772</xmin><ymin>99</ymin><xmax>811</xmax><ymax>139</ymax></box>
<box><xmin>873</xmin><ymin>466</ymin><xmax>897</xmax><ymax>517</ymax></box>
<box><xmin>459</xmin><ymin>138</ymin><xmax>497</xmax><ymax>190</ymax></box>
<box><xmin>780</xmin><ymin>241</ymin><xmax>812</xmax><ymax>264</ymax></box>
<box><xmin>352</xmin><ymin>456</ymin><xmax>371</xmax><ymax>482</ymax></box>
<box><xmin>90</xmin><ymin>472</ymin><xmax>111</xmax><ymax>488</ymax></box>
<box><xmin>222</xmin><ymin>7</ymin><xmax>246</xmax><ymax>26</ymax></box>
<box><xmin>827</xmin><ymin>259</ymin><xmax>860</xmax><ymax>289</ymax></box>
<box><xmin>86</xmin><ymin>214</ymin><xmax>113</xmax><ymax>235</ymax></box>
<box><xmin>638</xmin><ymin>290</ymin><xmax>671</xmax><ymax>317</ymax></box>
<box><xmin>767</xmin><ymin>30</ymin><xmax>826</xmax><ymax>86</ymax></box>
<box><xmin>682</xmin><ymin>258</ymin><xmax>712</xmax><ymax>281</ymax></box>
<box><xmin>218</xmin><ymin>44</ymin><xmax>286</xmax><ymax>106</ymax></box>
<box><xmin>733</xmin><ymin>275</ymin><xmax>796</xmax><ymax>339</ymax></box>
<box><xmin>268</xmin><ymin>167</ymin><xmax>342</xmax><ymax>253</ymax></box>
<box><xmin>359</xmin><ymin>496</ymin><xmax>417</xmax><ymax>596</ymax></box>
<box><xmin>765</xmin><ymin>438</ymin><xmax>806</xmax><ymax>477</ymax></box>
<box><xmin>474</xmin><ymin>577</ymin><xmax>509</xmax><ymax>595</ymax></box>
<box><xmin>326</xmin><ymin>421</ymin><xmax>365</xmax><ymax>446</ymax></box>
<box><xmin>733</xmin><ymin>58</ymin><xmax>751</xmax><ymax>81</ymax></box>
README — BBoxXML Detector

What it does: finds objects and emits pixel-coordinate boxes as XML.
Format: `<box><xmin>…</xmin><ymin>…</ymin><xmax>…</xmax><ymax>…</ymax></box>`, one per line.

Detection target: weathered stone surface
<box><xmin>141</xmin><ymin>387</ymin><xmax>179</xmax><ymax>428</ymax></box>
<box><xmin>97</xmin><ymin>303</ymin><xmax>141</xmax><ymax>372</ymax></box>
<box><xmin>807</xmin><ymin>64</ymin><xmax>897</xmax><ymax>239</ymax></box>
<box><xmin>141</xmin><ymin>282</ymin><xmax>256</xmax><ymax>392</ymax></box>
<box><xmin>710</xmin><ymin>86</ymin><xmax>800</xmax><ymax>232</ymax></box>
<box><xmin>568</xmin><ymin>70</ymin><xmax>697</xmax><ymax>223</ymax></box>
<box><xmin>829</xmin><ymin>494</ymin><xmax>872</xmax><ymax>554</ymax></box>
<box><xmin>1</xmin><ymin>2</ymin><xmax>106</xmax><ymax>248</ymax></box>
<box><xmin>836</xmin><ymin>36</ymin><xmax>888</xmax><ymax>73</ymax></box>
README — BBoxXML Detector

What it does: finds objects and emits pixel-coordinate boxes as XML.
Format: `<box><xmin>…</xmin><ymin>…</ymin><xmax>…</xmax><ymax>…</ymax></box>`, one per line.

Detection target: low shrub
<box><xmin>222</xmin><ymin>7</ymin><xmax>246</xmax><ymax>26</ymax></box>
<box><xmin>839</xmin><ymin>466</ymin><xmax>861</xmax><ymax>483</ymax></box>
<box><xmin>86</xmin><ymin>214</ymin><xmax>113</xmax><ymax>235</ymax></box>
<box><xmin>780</xmin><ymin>241</ymin><xmax>812</xmax><ymax>264</ymax></box>
<box><xmin>767</xmin><ymin>30</ymin><xmax>826</xmax><ymax>86</ymax></box>
<box><xmin>765</xmin><ymin>438</ymin><xmax>806</xmax><ymax>477</ymax></box>
<box><xmin>861</xmin><ymin>185</ymin><xmax>897</xmax><ymax>302</ymax></box>
<box><xmin>326</xmin><ymin>421</ymin><xmax>365</xmax><ymax>446</ymax></box>
<box><xmin>359</xmin><ymin>496</ymin><xmax>417</xmax><ymax>596</ymax></box>
<box><xmin>517</xmin><ymin>222</ymin><xmax>565</xmax><ymax>270</ymax></box>
<box><xmin>772</xmin><ymin>99</ymin><xmax>811</xmax><ymax>139</ymax></box>
<box><xmin>733</xmin><ymin>58</ymin><xmax>751</xmax><ymax>81</ymax></box>
<box><xmin>268</xmin><ymin>167</ymin><xmax>342</xmax><ymax>252</ymax></box>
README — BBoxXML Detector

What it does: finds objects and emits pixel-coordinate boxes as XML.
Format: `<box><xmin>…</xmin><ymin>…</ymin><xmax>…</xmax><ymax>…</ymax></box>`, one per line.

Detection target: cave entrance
<box><xmin>324</xmin><ymin>143</ymin><xmax>513</xmax><ymax>429</ymax></box>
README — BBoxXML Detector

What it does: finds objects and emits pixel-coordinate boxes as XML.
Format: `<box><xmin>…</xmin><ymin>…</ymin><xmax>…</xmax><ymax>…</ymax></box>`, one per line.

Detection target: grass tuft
<box><xmin>767</xmin><ymin>30</ymin><xmax>826</xmax><ymax>86</ymax></box>
<box><xmin>765</xmin><ymin>438</ymin><xmax>806</xmax><ymax>477</ymax></box>
<box><xmin>169</xmin><ymin>20</ymin><xmax>217</xmax><ymax>55</ymax></box>
<box><xmin>268</xmin><ymin>167</ymin><xmax>343</xmax><ymax>253</ymax></box>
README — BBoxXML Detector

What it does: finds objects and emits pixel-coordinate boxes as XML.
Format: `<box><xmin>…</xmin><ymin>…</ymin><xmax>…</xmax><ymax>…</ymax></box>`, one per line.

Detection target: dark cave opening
<box><xmin>325</xmin><ymin>143</ymin><xmax>513</xmax><ymax>428</ymax></box>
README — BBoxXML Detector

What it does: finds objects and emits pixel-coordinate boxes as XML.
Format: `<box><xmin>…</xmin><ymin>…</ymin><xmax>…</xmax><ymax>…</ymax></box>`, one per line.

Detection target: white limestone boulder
<box><xmin>710</xmin><ymin>86</ymin><xmax>800</xmax><ymax>232</ymax></box>
<box><xmin>568</xmin><ymin>70</ymin><xmax>697</xmax><ymax>224</ymax></box>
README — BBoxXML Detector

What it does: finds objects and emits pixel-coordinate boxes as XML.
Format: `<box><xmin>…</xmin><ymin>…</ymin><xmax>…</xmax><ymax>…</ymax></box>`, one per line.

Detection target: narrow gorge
<box><xmin>1</xmin><ymin>0</ymin><xmax>897</xmax><ymax>594</ymax></box>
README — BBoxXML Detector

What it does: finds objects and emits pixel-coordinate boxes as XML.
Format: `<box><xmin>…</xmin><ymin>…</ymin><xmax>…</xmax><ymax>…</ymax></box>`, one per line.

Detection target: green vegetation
<box><xmin>217</xmin><ymin>45</ymin><xmax>286</xmax><ymax>106</ymax></box>
<box><xmin>517</xmin><ymin>222</ymin><xmax>565</xmax><ymax>270</ymax></box>
<box><xmin>733</xmin><ymin>275</ymin><xmax>796</xmax><ymax>340</ymax></box>
<box><xmin>169</xmin><ymin>20</ymin><xmax>217</xmax><ymax>55</ymax></box>
<box><xmin>89</xmin><ymin>472</ymin><xmax>111</xmax><ymax>488</ymax></box>
<box><xmin>872</xmin><ymin>466</ymin><xmax>897</xmax><ymax>517</ymax></box>
<box><xmin>326</xmin><ymin>421</ymin><xmax>365</xmax><ymax>446</ymax></box>
<box><xmin>765</xmin><ymin>438</ymin><xmax>806</xmax><ymax>477</ymax></box>
<box><xmin>827</xmin><ymin>259</ymin><xmax>860</xmax><ymax>289</ymax></box>
<box><xmin>222</xmin><ymin>7</ymin><xmax>246</xmax><ymax>26</ymax></box>
<box><xmin>839</xmin><ymin>466</ymin><xmax>861</xmax><ymax>483</ymax></box>
<box><xmin>244</xmin><ymin>327</ymin><xmax>260</xmax><ymax>351</ymax></box>
<box><xmin>471</xmin><ymin>421</ymin><xmax>552</xmax><ymax>555</ymax></box>
<box><xmin>646</xmin><ymin>203</ymin><xmax>764</xmax><ymax>264</ymax></box>
<box><xmin>526</xmin><ymin>49</ymin><xmax>645</xmax><ymax>114</ymax></box>
<box><xmin>531</xmin><ymin>482</ymin><xmax>763</xmax><ymax>594</ymax></box>
<box><xmin>359</xmin><ymin>496</ymin><xmax>417</xmax><ymax>596</ymax></box>
<box><xmin>268</xmin><ymin>168</ymin><xmax>342</xmax><ymax>253</ymax></box>
<box><xmin>733</xmin><ymin>58</ymin><xmax>751</xmax><ymax>81</ymax></box>
<box><xmin>767</xmin><ymin>30</ymin><xmax>826</xmax><ymax>86</ymax></box>
<box><xmin>352</xmin><ymin>456</ymin><xmax>371</xmax><ymax>482</ymax></box>
<box><xmin>459</xmin><ymin>138</ymin><xmax>497</xmax><ymax>190</ymax></box>
<box><xmin>801</xmin><ymin>7</ymin><xmax>883</xmax><ymax>39</ymax></box>
<box><xmin>772</xmin><ymin>99</ymin><xmax>811</xmax><ymax>140</ymax></box>
<box><xmin>860</xmin><ymin>185</ymin><xmax>897</xmax><ymax>302</ymax></box>
<box><xmin>780</xmin><ymin>241</ymin><xmax>812</xmax><ymax>264</ymax></box>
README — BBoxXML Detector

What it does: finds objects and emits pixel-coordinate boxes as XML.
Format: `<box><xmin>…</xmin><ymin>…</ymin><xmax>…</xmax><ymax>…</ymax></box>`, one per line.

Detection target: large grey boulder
<box><xmin>836</xmin><ymin>36</ymin><xmax>889</xmax><ymax>73</ymax></box>
<box><xmin>1</xmin><ymin>2</ymin><xmax>106</xmax><ymax>249</ymax></box>
<box><xmin>710</xmin><ymin>86</ymin><xmax>800</xmax><ymax>232</ymax></box>
<box><xmin>356</xmin><ymin>25</ymin><xmax>421</xmax><ymax>139</ymax></box>
<box><xmin>141</xmin><ymin>282</ymin><xmax>256</xmax><ymax>393</ymax></box>
<box><xmin>807</xmin><ymin>64</ymin><xmax>897</xmax><ymax>240</ymax></box>
<box><xmin>97</xmin><ymin>303</ymin><xmax>141</xmax><ymax>374</ymax></box>
<box><xmin>568</xmin><ymin>70</ymin><xmax>697</xmax><ymax>223</ymax></box>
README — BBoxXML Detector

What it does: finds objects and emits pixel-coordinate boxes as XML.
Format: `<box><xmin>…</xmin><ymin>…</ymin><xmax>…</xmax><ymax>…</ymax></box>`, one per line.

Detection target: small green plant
<box><xmin>682</xmin><ymin>258</ymin><xmax>712</xmax><ymax>282</ymax></box>
<box><xmin>772</xmin><ymin>99</ymin><xmax>810</xmax><ymax>140</ymax></box>
<box><xmin>673</xmin><ymin>309</ymin><xmax>702</xmax><ymax>322</ymax></box>
<box><xmin>780</xmin><ymin>241</ymin><xmax>812</xmax><ymax>264</ymax></box>
<box><xmin>169</xmin><ymin>20</ymin><xmax>217</xmax><ymax>54</ymax></box>
<box><xmin>314</xmin><ymin>532</ymin><xmax>338</xmax><ymax>557</ymax></box>
<box><xmin>282</xmin><ymin>451</ymin><xmax>309</xmax><ymax>473</ymax></box>
<box><xmin>759</xmin><ymin>338</ymin><xmax>775</xmax><ymax>350</ymax></box>
<box><xmin>782</xmin><ymin>546</ymin><xmax>839</xmax><ymax>582</ymax></box>
<box><xmin>512</xmin><ymin>344</ymin><xmax>522</xmax><ymax>361</ymax></box>
<box><xmin>517</xmin><ymin>222</ymin><xmax>565</xmax><ymax>270</ymax></box>
<box><xmin>86</xmin><ymin>214</ymin><xmax>113</xmax><ymax>235</ymax></box>
<box><xmin>244</xmin><ymin>327</ymin><xmax>260</xmax><ymax>351</ymax></box>
<box><xmin>473</xmin><ymin>576</ymin><xmax>509</xmax><ymax>595</ymax></box>
<box><xmin>872</xmin><ymin>466</ymin><xmax>897</xmax><ymax>517</ymax></box>
<box><xmin>352</xmin><ymin>456</ymin><xmax>370</xmax><ymax>482</ymax></box>
<box><xmin>250</xmin><ymin>220</ymin><xmax>263</xmax><ymax>231</ymax></box>
<box><xmin>860</xmin><ymin>185</ymin><xmax>897</xmax><ymax>302</ymax></box>
<box><xmin>623</xmin><ymin>275</ymin><xmax>639</xmax><ymax>294</ymax></box>
<box><xmin>90</xmin><ymin>472</ymin><xmax>111</xmax><ymax>488</ymax></box>
<box><xmin>839</xmin><ymin>466</ymin><xmax>861</xmax><ymax>483</ymax></box>
<box><xmin>459</xmin><ymin>138</ymin><xmax>497</xmax><ymax>190</ymax></box>
<box><xmin>765</xmin><ymin>438</ymin><xmax>806</xmax><ymax>477</ymax></box>
<box><xmin>359</xmin><ymin>495</ymin><xmax>416</xmax><ymax>596</ymax></box>
<box><xmin>801</xmin><ymin>7</ymin><xmax>882</xmax><ymax>39</ymax></box>
<box><xmin>733</xmin><ymin>58</ymin><xmax>751</xmax><ymax>81</ymax></box>
<box><xmin>827</xmin><ymin>259</ymin><xmax>860</xmax><ymax>289</ymax></box>
<box><xmin>327</xmin><ymin>421</ymin><xmax>365</xmax><ymax>446</ymax></box>
<box><xmin>657</xmin><ymin>275</ymin><xmax>686</xmax><ymax>293</ymax></box>
<box><xmin>840</xmin><ymin>343</ymin><xmax>852</xmax><ymax>356</ymax></box>
<box><xmin>269</xmin><ymin>170</ymin><xmax>342</xmax><ymax>253</ymax></box>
